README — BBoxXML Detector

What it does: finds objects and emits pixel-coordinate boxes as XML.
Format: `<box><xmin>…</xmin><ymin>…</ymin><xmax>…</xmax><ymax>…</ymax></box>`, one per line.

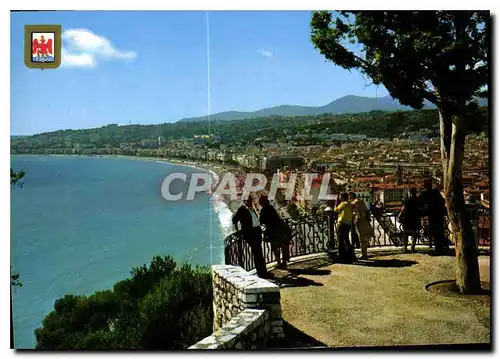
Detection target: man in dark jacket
<box><xmin>259</xmin><ymin>195</ymin><xmax>290</xmax><ymax>269</ymax></box>
<box><xmin>399</xmin><ymin>188</ymin><xmax>421</xmax><ymax>252</ymax></box>
<box><xmin>420</xmin><ymin>178</ymin><xmax>448</xmax><ymax>254</ymax></box>
<box><xmin>232</xmin><ymin>196</ymin><xmax>269</xmax><ymax>278</ymax></box>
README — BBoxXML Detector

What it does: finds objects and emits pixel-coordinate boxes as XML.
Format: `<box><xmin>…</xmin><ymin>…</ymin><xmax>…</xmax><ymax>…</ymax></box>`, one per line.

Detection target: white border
<box><xmin>4</xmin><ymin>2</ymin><xmax>498</xmax><ymax>358</ymax></box>
<box><xmin>4</xmin><ymin>1</ymin><xmax>499</xmax><ymax>10</ymax></box>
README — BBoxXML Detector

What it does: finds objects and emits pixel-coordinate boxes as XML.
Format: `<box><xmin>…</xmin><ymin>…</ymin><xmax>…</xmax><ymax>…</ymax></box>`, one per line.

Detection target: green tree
<box><xmin>311</xmin><ymin>11</ymin><xmax>488</xmax><ymax>293</ymax></box>
<box><xmin>11</xmin><ymin>169</ymin><xmax>25</xmax><ymax>289</ymax></box>
<box><xmin>11</xmin><ymin>269</ymin><xmax>22</xmax><ymax>288</ymax></box>
<box><xmin>11</xmin><ymin>168</ymin><xmax>26</xmax><ymax>288</ymax></box>
<box><xmin>10</xmin><ymin>168</ymin><xmax>25</xmax><ymax>187</ymax></box>
<box><xmin>138</xmin><ymin>263</ymin><xmax>213</xmax><ymax>349</ymax></box>
<box><xmin>35</xmin><ymin>255</ymin><xmax>213</xmax><ymax>349</ymax></box>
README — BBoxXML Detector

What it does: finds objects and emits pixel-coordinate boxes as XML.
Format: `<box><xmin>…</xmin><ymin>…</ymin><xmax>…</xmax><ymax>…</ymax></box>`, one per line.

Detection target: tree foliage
<box><xmin>311</xmin><ymin>11</ymin><xmax>488</xmax><ymax>111</ymax></box>
<box><xmin>11</xmin><ymin>269</ymin><xmax>22</xmax><ymax>288</ymax></box>
<box><xmin>11</xmin><ymin>168</ymin><xmax>25</xmax><ymax>187</ymax></box>
<box><xmin>34</xmin><ymin>256</ymin><xmax>213</xmax><ymax>349</ymax></box>
<box><xmin>11</xmin><ymin>169</ymin><xmax>25</xmax><ymax>288</ymax></box>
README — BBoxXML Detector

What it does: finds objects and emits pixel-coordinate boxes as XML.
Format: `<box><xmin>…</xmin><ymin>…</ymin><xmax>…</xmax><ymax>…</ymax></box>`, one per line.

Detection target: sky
<box><xmin>10</xmin><ymin>11</ymin><xmax>388</xmax><ymax>136</ymax></box>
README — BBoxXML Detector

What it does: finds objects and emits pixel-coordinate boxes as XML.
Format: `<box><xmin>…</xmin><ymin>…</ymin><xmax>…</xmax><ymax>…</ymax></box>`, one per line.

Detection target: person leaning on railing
<box><xmin>232</xmin><ymin>196</ymin><xmax>271</xmax><ymax>279</ymax></box>
<box><xmin>259</xmin><ymin>195</ymin><xmax>291</xmax><ymax>269</ymax></box>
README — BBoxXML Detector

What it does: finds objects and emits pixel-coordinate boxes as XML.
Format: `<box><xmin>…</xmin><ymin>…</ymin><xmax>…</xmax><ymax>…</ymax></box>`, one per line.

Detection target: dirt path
<box><xmin>274</xmin><ymin>252</ymin><xmax>490</xmax><ymax>347</ymax></box>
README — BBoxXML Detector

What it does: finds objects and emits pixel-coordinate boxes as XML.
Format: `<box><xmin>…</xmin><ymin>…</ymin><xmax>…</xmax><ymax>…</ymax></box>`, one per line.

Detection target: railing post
<box><xmin>224</xmin><ymin>245</ymin><xmax>230</xmax><ymax>265</ymax></box>
<box><xmin>237</xmin><ymin>237</ymin><xmax>244</xmax><ymax>268</ymax></box>
<box><xmin>426</xmin><ymin>216</ymin><xmax>432</xmax><ymax>248</ymax></box>
<box><xmin>324</xmin><ymin>206</ymin><xmax>337</xmax><ymax>260</ymax></box>
<box><xmin>327</xmin><ymin>211</ymin><xmax>336</xmax><ymax>250</ymax></box>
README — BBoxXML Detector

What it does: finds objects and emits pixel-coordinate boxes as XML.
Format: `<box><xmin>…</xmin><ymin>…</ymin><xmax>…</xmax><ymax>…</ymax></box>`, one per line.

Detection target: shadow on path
<box><xmin>270</xmin><ymin>262</ymin><xmax>331</xmax><ymax>288</ymax></box>
<box><xmin>273</xmin><ymin>276</ymin><xmax>324</xmax><ymax>288</ymax></box>
<box><xmin>267</xmin><ymin>320</ymin><xmax>328</xmax><ymax>349</ymax></box>
<box><xmin>348</xmin><ymin>258</ymin><xmax>418</xmax><ymax>268</ymax></box>
<box><xmin>287</xmin><ymin>268</ymin><xmax>331</xmax><ymax>276</ymax></box>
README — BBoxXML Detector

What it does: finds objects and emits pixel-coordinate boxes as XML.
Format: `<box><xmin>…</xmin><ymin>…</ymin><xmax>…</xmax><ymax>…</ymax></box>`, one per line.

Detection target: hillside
<box><xmin>177</xmin><ymin>95</ymin><xmax>424</xmax><ymax>123</ymax></box>
<box><xmin>177</xmin><ymin>95</ymin><xmax>488</xmax><ymax>123</ymax></box>
<box><xmin>11</xmin><ymin>107</ymin><xmax>489</xmax><ymax>157</ymax></box>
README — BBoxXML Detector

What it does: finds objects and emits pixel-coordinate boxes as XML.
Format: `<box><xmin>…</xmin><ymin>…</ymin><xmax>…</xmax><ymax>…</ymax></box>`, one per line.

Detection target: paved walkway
<box><xmin>271</xmin><ymin>250</ymin><xmax>490</xmax><ymax>347</ymax></box>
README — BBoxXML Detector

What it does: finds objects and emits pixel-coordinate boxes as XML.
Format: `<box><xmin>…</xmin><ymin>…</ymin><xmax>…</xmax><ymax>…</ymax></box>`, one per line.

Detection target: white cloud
<box><xmin>61</xmin><ymin>49</ymin><xmax>95</xmax><ymax>68</ymax></box>
<box><xmin>257</xmin><ymin>48</ymin><xmax>273</xmax><ymax>58</ymax></box>
<box><xmin>61</xmin><ymin>28</ymin><xmax>137</xmax><ymax>68</ymax></box>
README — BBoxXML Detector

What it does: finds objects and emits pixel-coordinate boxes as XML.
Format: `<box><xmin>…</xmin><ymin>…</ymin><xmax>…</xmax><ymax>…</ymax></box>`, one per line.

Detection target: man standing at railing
<box><xmin>398</xmin><ymin>188</ymin><xmax>421</xmax><ymax>253</ymax></box>
<box><xmin>419</xmin><ymin>178</ymin><xmax>448</xmax><ymax>254</ymax></box>
<box><xmin>259</xmin><ymin>195</ymin><xmax>290</xmax><ymax>269</ymax></box>
<box><xmin>232</xmin><ymin>196</ymin><xmax>270</xmax><ymax>278</ymax></box>
<box><xmin>334</xmin><ymin>192</ymin><xmax>357</xmax><ymax>263</ymax></box>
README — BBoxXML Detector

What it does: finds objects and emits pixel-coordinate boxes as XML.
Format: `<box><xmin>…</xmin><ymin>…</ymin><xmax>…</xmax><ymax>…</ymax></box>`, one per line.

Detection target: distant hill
<box><xmin>177</xmin><ymin>95</ymin><xmax>488</xmax><ymax>123</ymax></box>
<box><xmin>177</xmin><ymin>95</ymin><xmax>417</xmax><ymax>122</ymax></box>
<box><xmin>177</xmin><ymin>95</ymin><xmax>423</xmax><ymax>123</ymax></box>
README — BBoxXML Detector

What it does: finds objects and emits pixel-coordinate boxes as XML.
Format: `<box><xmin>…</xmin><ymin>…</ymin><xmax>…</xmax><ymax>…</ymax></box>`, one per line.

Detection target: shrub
<box><xmin>35</xmin><ymin>256</ymin><xmax>213</xmax><ymax>349</ymax></box>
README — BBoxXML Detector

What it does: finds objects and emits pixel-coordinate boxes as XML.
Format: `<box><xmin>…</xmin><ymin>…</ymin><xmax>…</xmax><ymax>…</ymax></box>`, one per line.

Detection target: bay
<box><xmin>10</xmin><ymin>155</ymin><xmax>231</xmax><ymax>348</ymax></box>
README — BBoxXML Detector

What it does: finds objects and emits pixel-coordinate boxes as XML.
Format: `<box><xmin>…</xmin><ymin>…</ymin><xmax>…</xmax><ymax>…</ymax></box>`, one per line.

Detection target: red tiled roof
<box><xmin>377</xmin><ymin>183</ymin><xmax>417</xmax><ymax>189</ymax></box>
<box><xmin>353</xmin><ymin>177</ymin><xmax>381</xmax><ymax>182</ymax></box>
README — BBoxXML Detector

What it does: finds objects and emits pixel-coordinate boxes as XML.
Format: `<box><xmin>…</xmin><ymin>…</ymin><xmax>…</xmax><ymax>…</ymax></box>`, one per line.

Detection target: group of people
<box><xmin>232</xmin><ymin>195</ymin><xmax>291</xmax><ymax>279</ymax></box>
<box><xmin>398</xmin><ymin>178</ymin><xmax>449</xmax><ymax>254</ymax></box>
<box><xmin>232</xmin><ymin>178</ymin><xmax>449</xmax><ymax>278</ymax></box>
<box><xmin>334</xmin><ymin>192</ymin><xmax>375</xmax><ymax>262</ymax></box>
<box><xmin>333</xmin><ymin>177</ymin><xmax>450</xmax><ymax>261</ymax></box>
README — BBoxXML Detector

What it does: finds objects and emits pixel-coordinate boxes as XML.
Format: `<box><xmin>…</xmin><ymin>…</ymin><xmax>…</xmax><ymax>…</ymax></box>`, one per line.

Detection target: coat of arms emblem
<box><xmin>25</xmin><ymin>25</ymin><xmax>62</xmax><ymax>69</ymax></box>
<box><xmin>32</xmin><ymin>33</ymin><xmax>54</xmax><ymax>62</ymax></box>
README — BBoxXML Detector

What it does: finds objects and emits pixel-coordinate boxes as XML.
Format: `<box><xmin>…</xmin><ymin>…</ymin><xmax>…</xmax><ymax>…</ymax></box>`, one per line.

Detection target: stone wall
<box><xmin>189</xmin><ymin>265</ymin><xmax>283</xmax><ymax>350</ymax></box>
<box><xmin>189</xmin><ymin>309</ymin><xmax>270</xmax><ymax>349</ymax></box>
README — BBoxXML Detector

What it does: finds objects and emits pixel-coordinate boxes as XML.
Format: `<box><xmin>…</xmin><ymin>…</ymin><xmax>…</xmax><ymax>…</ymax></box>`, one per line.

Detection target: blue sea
<box><xmin>10</xmin><ymin>155</ymin><xmax>232</xmax><ymax>349</ymax></box>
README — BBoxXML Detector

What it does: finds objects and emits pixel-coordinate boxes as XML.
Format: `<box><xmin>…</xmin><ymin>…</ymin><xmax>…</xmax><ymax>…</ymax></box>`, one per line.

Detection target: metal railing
<box><xmin>224</xmin><ymin>215</ymin><xmax>330</xmax><ymax>272</ymax></box>
<box><xmin>369</xmin><ymin>209</ymin><xmax>490</xmax><ymax>247</ymax></box>
<box><xmin>224</xmin><ymin>209</ymin><xmax>491</xmax><ymax>272</ymax></box>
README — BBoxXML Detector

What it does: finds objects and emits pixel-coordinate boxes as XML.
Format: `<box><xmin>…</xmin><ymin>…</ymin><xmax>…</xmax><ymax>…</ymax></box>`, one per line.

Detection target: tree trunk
<box><xmin>439</xmin><ymin>109</ymin><xmax>481</xmax><ymax>294</ymax></box>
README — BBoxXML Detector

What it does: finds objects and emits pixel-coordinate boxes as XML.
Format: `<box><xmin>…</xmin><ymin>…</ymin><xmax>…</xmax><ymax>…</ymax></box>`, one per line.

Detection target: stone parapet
<box><xmin>190</xmin><ymin>265</ymin><xmax>283</xmax><ymax>350</ymax></box>
<box><xmin>189</xmin><ymin>309</ymin><xmax>270</xmax><ymax>349</ymax></box>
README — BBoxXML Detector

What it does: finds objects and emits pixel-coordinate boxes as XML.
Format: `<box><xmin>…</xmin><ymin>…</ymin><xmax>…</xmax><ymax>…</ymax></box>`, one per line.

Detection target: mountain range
<box><xmin>177</xmin><ymin>95</ymin><xmax>487</xmax><ymax>123</ymax></box>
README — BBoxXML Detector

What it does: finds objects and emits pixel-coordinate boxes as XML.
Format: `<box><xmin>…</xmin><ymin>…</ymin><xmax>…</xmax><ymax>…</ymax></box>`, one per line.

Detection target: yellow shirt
<box><xmin>334</xmin><ymin>201</ymin><xmax>354</xmax><ymax>224</ymax></box>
